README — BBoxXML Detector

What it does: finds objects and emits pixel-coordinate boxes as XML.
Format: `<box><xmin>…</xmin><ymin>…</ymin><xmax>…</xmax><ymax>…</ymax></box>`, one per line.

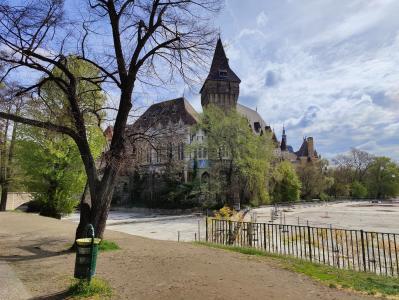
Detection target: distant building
<box><xmin>278</xmin><ymin>125</ymin><xmax>319</xmax><ymax>163</ymax></box>
<box><xmin>111</xmin><ymin>38</ymin><xmax>319</xmax><ymax>206</ymax></box>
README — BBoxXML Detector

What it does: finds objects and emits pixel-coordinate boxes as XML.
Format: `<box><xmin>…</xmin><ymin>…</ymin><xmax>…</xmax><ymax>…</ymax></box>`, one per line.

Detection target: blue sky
<box><xmin>178</xmin><ymin>0</ymin><xmax>399</xmax><ymax>161</ymax></box>
<box><xmin>207</xmin><ymin>0</ymin><xmax>399</xmax><ymax>160</ymax></box>
<box><xmin>7</xmin><ymin>0</ymin><xmax>399</xmax><ymax>161</ymax></box>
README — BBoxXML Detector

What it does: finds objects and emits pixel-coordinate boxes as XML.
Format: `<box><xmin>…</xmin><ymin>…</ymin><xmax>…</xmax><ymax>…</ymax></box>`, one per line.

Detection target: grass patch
<box><xmin>67</xmin><ymin>239</ymin><xmax>120</xmax><ymax>252</ymax></box>
<box><xmin>98</xmin><ymin>240</ymin><xmax>120</xmax><ymax>252</ymax></box>
<box><xmin>196</xmin><ymin>242</ymin><xmax>399</xmax><ymax>297</ymax></box>
<box><xmin>68</xmin><ymin>277</ymin><xmax>112</xmax><ymax>299</ymax></box>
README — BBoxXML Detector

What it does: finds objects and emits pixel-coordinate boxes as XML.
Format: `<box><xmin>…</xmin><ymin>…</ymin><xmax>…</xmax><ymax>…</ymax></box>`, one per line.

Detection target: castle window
<box><xmin>167</xmin><ymin>142</ymin><xmax>173</xmax><ymax>159</ymax></box>
<box><xmin>146</xmin><ymin>148</ymin><xmax>152</xmax><ymax>163</ymax></box>
<box><xmin>219</xmin><ymin>70</ymin><xmax>227</xmax><ymax>78</ymax></box>
<box><xmin>197</xmin><ymin>148</ymin><xmax>203</xmax><ymax>159</ymax></box>
<box><xmin>156</xmin><ymin>149</ymin><xmax>162</xmax><ymax>163</ymax></box>
<box><xmin>178</xmin><ymin>143</ymin><xmax>185</xmax><ymax>160</ymax></box>
<box><xmin>132</xmin><ymin>145</ymin><xmax>137</xmax><ymax>159</ymax></box>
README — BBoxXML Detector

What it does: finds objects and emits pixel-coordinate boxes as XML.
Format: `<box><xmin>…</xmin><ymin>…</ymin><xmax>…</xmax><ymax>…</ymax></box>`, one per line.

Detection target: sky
<box><xmin>196</xmin><ymin>0</ymin><xmax>399</xmax><ymax>161</ymax></box>
<box><xmin>5</xmin><ymin>0</ymin><xmax>399</xmax><ymax>161</ymax></box>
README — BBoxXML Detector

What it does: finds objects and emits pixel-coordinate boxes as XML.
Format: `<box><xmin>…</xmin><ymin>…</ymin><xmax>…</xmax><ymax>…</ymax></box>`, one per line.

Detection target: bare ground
<box><xmin>0</xmin><ymin>212</ymin><xmax>373</xmax><ymax>300</ymax></box>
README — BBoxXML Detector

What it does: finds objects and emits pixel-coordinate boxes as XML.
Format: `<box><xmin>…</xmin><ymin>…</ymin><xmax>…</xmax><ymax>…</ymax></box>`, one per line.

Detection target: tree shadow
<box><xmin>0</xmin><ymin>238</ymin><xmax>73</xmax><ymax>262</ymax></box>
<box><xmin>30</xmin><ymin>290</ymin><xmax>72</xmax><ymax>300</ymax></box>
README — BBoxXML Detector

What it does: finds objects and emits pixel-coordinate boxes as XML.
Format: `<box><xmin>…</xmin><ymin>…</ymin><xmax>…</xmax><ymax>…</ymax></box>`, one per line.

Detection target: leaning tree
<box><xmin>0</xmin><ymin>0</ymin><xmax>221</xmax><ymax>238</ymax></box>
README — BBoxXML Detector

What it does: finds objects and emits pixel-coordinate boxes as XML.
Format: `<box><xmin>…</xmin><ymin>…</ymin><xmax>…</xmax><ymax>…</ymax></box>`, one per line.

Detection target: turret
<box><xmin>200</xmin><ymin>38</ymin><xmax>241</xmax><ymax>111</ymax></box>
<box><xmin>280</xmin><ymin>125</ymin><xmax>287</xmax><ymax>151</ymax></box>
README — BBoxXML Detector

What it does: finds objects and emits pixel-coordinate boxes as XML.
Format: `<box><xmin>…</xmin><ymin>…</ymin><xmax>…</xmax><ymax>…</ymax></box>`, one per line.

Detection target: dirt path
<box><xmin>0</xmin><ymin>212</ymin><xmax>372</xmax><ymax>299</ymax></box>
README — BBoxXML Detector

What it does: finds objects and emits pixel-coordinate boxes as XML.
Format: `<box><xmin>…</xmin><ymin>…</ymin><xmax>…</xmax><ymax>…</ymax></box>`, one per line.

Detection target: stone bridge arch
<box><xmin>5</xmin><ymin>193</ymin><xmax>32</xmax><ymax>210</ymax></box>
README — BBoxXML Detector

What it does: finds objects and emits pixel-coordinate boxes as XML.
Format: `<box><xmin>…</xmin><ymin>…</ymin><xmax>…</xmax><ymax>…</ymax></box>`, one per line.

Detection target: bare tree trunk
<box><xmin>0</xmin><ymin>187</ymin><xmax>6</xmax><ymax>211</ymax></box>
<box><xmin>0</xmin><ymin>118</ymin><xmax>10</xmax><ymax>211</ymax></box>
<box><xmin>74</xmin><ymin>182</ymin><xmax>91</xmax><ymax>241</ymax></box>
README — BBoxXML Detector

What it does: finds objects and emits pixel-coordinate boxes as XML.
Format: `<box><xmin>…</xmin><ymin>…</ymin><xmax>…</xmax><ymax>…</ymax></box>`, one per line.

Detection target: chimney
<box><xmin>306</xmin><ymin>137</ymin><xmax>314</xmax><ymax>158</ymax></box>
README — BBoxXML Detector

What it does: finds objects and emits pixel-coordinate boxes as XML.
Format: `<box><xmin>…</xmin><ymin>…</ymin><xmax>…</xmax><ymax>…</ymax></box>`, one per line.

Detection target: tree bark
<box><xmin>0</xmin><ymin>117</ymin><xmax>10</xmax><ymax>211</ymax></box>
<box><xmin>0</xmin><ymin>185</ymin><xmax>7</xmax><ymax>211</ymax></box>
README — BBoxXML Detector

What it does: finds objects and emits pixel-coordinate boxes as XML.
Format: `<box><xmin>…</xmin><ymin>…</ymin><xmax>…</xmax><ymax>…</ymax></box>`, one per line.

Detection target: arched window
<box><xmin>132</xmin><ymin>145</ymin><xmax>137</xmax><ymax>159</ymax></box>
<box><xmin>146</xmin><ymin>147</ymin><xmax>152</xmax><ymax>163</ymax></box>
<box><xmin>201</xmin><ymin>172</ymin><xmax>210</xmax><ymax>184</ymax></box>
<box><xmin>167</xmin><ymin>142</ymin><xmax>173</xmax><ymax>160</ymax></box>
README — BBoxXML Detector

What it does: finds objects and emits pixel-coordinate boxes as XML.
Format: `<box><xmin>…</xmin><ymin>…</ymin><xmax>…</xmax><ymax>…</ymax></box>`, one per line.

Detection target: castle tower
<box><xmin>200</xmin><ymin>38</ymin><xmax>241</xmax><ymax>111</ymax></box>
<box><xmin>280</xmin><ymin>125</ymin><xmax>287</xmax><ymax>151</ymax></box>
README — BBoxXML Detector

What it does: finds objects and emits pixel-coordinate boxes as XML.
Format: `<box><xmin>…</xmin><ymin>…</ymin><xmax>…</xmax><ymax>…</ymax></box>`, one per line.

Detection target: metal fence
<box><xmin>206</xmin><ymin>218</ymin><xmax>399</xmax><ymax>277</ymax></box>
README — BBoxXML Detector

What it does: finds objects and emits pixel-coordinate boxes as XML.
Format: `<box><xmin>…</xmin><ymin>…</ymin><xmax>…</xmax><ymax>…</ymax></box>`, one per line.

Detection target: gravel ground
<box><xmin>0</xmin><ymin>212</ymin><xmax>372</xmax><ymax>300</ymax></box>
<box><xmin>251</xmin><ymin>200</ymin><xmax>399</xmax><ymax>233</ymax></box>
<box><xmin>63</xmin><ymin>201</ymin><xmax>399</xmax><ymax>244</ymax></box>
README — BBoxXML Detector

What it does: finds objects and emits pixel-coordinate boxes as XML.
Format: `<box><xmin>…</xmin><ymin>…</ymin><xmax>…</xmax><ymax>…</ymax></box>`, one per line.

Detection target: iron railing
<box><xmin>206</xmin><ymin>218</ymin><xmax>399</xmax><ymax>277</ymax></box>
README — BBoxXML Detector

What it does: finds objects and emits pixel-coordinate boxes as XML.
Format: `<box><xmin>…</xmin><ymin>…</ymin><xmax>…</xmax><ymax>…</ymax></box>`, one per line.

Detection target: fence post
<box><xmin>228</xmin><ymin>220</ymin><xmax>232</xmax><ymax>245</ymax></box>
<box><xmin>198</xmin><ymin>219</ymin><xmax>201</xmax><ymax>242</ymax></box>
<box><xmin>360</xmin><ymin>230</ymin><xmax>367</xmax><ymax>272</ymax></box>
<box><xmin>307</xmin><ymin>225</ymin><xmax>312</xmax><ymax>262</ymax></box>
<box><xmin>263</xmin><ymin>223</ymin><xmax>266</xmax><ymax>250</ymax></box>
<box><xmin>205</xmin><ymin>212</ymin><xmax>208</xmax><ymax>242</ymax></box>
<box><xmin>248</xmin><ymin>222</ymin><xmax>253</xmax><ymax>247</ymax></box>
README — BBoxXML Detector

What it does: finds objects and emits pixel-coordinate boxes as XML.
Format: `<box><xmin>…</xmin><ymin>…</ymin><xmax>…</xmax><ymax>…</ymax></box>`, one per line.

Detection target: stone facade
<box><xmin>112</xmin><ymin>38</ymin><xmax>319</xmax><ymax>206</ymax></box>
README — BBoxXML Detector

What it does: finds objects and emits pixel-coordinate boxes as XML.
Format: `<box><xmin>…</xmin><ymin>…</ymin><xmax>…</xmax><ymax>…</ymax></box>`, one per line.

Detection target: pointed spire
<box><xmin>280</xmin><ymin>125</ymin><xmax>287</xmax><ymax>151</ymax></box>
<box><xmin>205</xmin><ymin>38</ymin><xmax>241</xmax><ymax>83</ymax></box>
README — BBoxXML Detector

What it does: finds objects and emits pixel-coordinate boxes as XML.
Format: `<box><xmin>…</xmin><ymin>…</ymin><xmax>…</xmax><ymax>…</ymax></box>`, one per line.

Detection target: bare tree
<box><xmin>0</xmin><ymin>0</ymin><xmax>221</xmax><ymax>238</ymax></box>
<box><xmin>333</xmin><ymin>148</ymin><xmax>374</xmax><ymax>182</ymax></box>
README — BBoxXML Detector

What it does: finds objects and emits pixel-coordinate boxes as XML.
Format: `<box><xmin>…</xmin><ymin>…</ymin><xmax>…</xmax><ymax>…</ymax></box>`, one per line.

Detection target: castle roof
<box><xmin>295</xmin><ymin>137</ymin><xmax>317</xmax><ymax>158</ymax></box>
<box><xmin>200</xmin><ymin>38</ymin><xmax>241</xmax><ymax>92</ymax></box>
<box><xmin>295</xmin><ymin>139</ymin><xmax>310</xmax><ymax>157</ymax></box>
<box><xmin>130</xmin><ymin>97</ymin><xmax>199</xmax><ymax>131</ymax></box>
<box><xmin>237</xmin><ymin>104</ymin><xmax>267</xmax><ymax>134</ymax></box>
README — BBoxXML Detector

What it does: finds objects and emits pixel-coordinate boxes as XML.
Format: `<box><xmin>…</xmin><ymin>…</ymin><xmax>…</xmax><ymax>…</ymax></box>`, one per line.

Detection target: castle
<box><xmin>111</xmin><ymin>38</ymin><xmax>319</xmax><ymax>206</ymax></box>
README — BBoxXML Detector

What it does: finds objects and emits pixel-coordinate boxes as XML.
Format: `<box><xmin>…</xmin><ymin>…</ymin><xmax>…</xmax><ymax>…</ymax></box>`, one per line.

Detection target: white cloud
<box><xmin>212</xmin><ymin>0</ymin><xmax>399</xmax><ymax>159</ymax></box>
<box><xmin>256</xmin><ymin>11</ymin><xmax>268</xmax><ymax>27</ymax></box>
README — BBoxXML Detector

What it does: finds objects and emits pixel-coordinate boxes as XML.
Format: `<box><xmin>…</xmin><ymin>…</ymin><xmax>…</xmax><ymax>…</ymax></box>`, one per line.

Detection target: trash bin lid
<box><xmin>76</xmin><ymin>238</ymin><xmax>102</xmax><ymax>246</ymax></box>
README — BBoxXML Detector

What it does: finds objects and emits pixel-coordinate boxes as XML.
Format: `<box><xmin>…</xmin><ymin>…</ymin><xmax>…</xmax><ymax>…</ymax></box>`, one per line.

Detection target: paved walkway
<box><xmin>0</xmin><ymin>260</ymin><xmax>31</xmax><ymax>300</ymax></box>
<box><xmin>0</xmin><ymin>212</ymin><xmax>373</xmax><ymax>299</ymax></box>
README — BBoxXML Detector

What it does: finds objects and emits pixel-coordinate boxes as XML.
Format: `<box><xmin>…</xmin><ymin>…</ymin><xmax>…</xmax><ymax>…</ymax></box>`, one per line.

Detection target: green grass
<box><xmin>195</xmin><ymin>242</ymin><xmax>399</xmax><ymax>297</ymax></box>
<box><xmin>68</xmin><ymin>277</ymin><xmax>112</xmax><ymax>299</ymax></box>
<box><xmin>67</xmin><ymin>239</ymin><xmax>120</xmax><ymax>252</ymax></box>
<box><xmin>98</xmin><ymin>240</ymin><xmax>120</xmax><ymax>252</ymax></box>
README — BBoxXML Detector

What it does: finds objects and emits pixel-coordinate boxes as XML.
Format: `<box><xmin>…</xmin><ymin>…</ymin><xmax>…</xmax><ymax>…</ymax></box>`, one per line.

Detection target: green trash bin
<box><xmin>74</xmin><ymin>224</ymin><xmax>101</xmax><ymax>280</ymax></box>
<box><xmin>74</xmin><ymin>238</ymin><xmax>101</xmax><ymax>279</ymax></box>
